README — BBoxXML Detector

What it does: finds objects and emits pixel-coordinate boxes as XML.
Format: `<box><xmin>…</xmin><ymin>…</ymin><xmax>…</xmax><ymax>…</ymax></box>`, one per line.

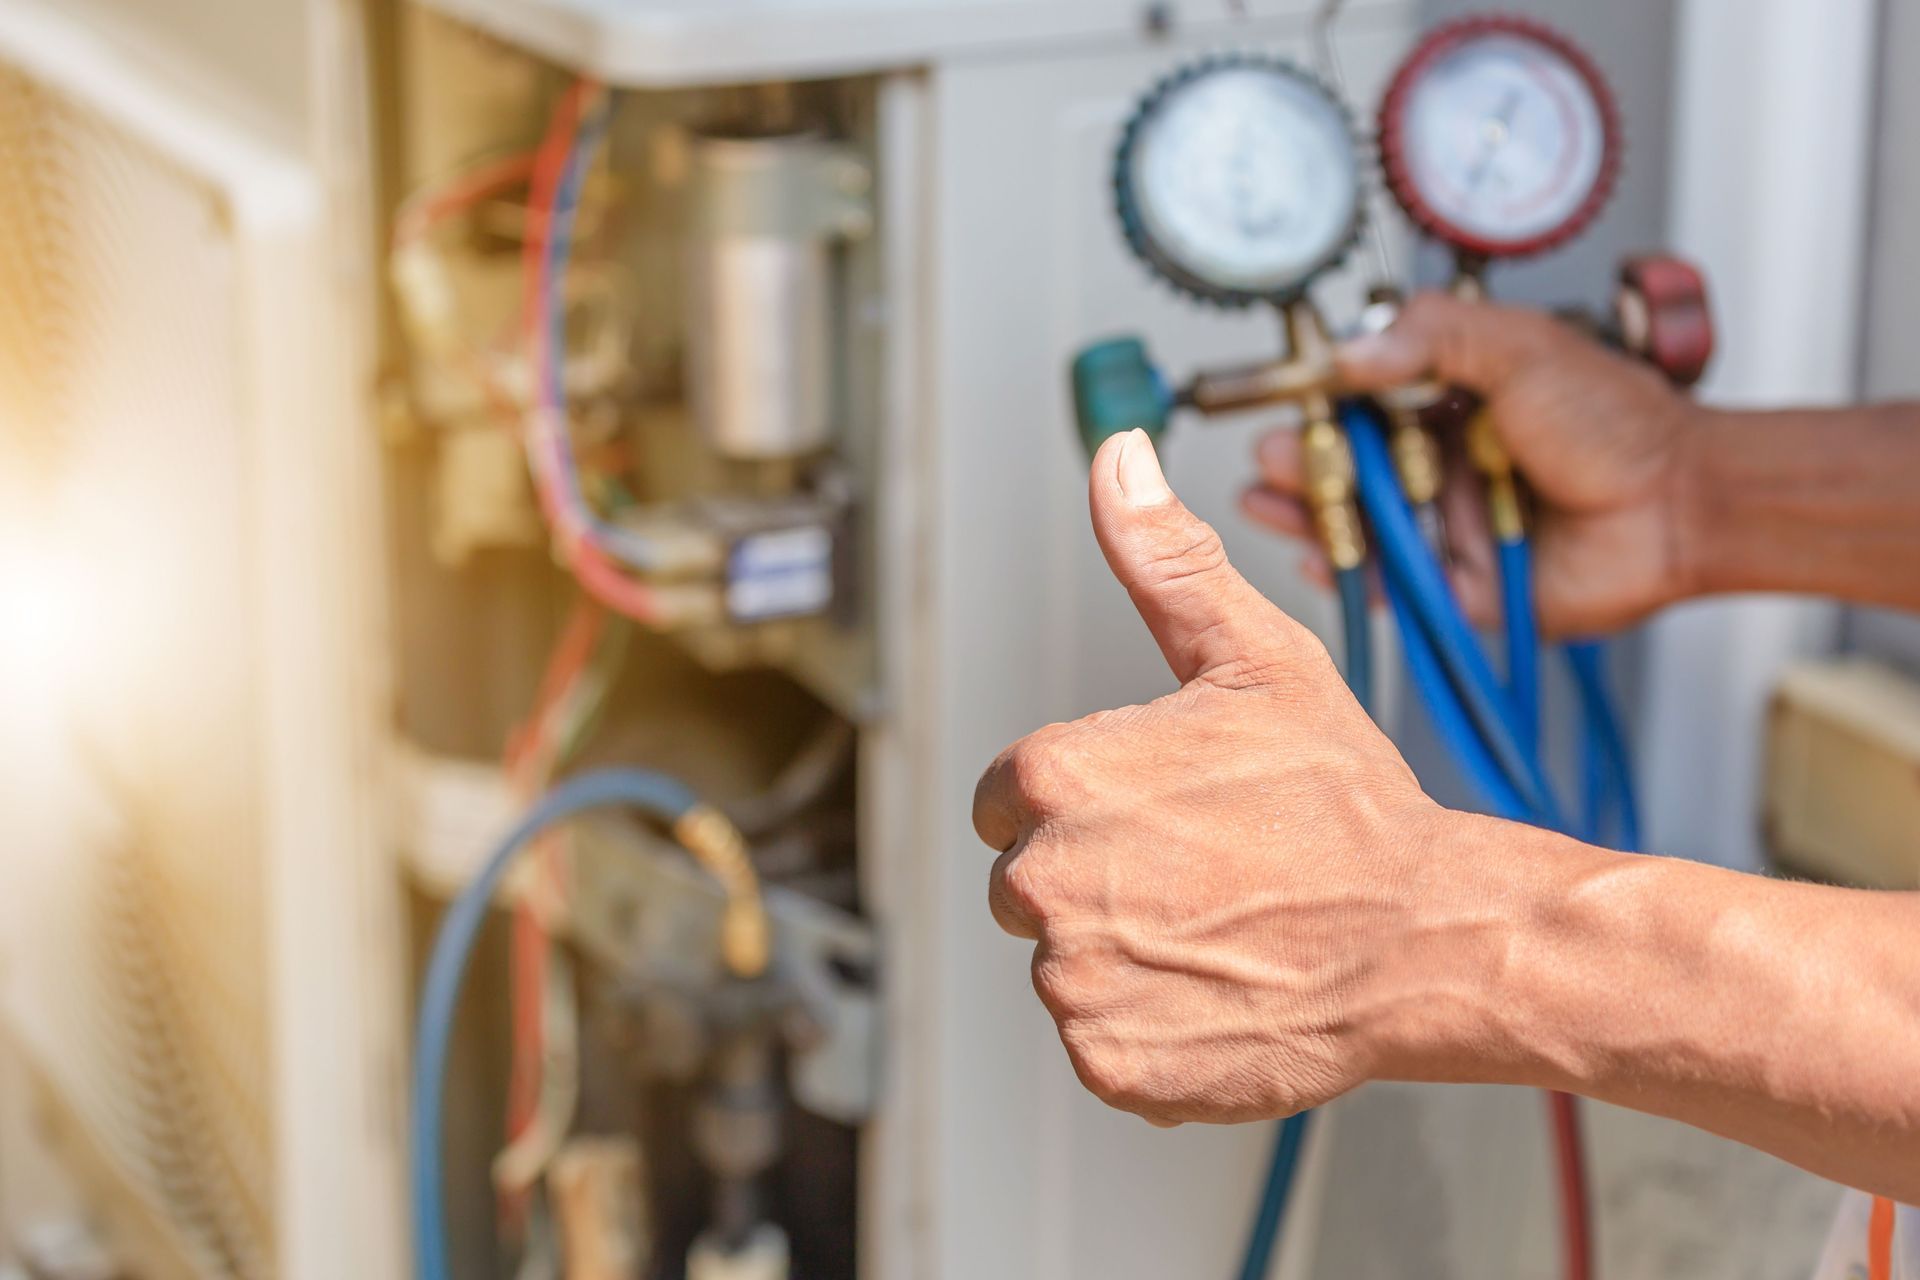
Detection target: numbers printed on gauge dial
<box><xmin>1381</xmin><ymin>16</ymin><xmax>1621</xmax><ymax>259</ymax></box>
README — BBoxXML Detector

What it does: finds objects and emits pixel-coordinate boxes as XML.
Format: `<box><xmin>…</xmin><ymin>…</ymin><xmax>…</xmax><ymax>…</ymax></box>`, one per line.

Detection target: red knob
<box><xmin>1616</xmin><ymin>255</ymin><xmax>1714</xmax><ymax>388</ymax></box>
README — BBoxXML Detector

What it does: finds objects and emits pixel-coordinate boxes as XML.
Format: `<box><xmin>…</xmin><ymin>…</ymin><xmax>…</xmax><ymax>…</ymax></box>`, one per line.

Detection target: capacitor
<box><xmin>684</xmin><ymin>129</ymin><xmax>872</xmax><ymax>461</ymax></box>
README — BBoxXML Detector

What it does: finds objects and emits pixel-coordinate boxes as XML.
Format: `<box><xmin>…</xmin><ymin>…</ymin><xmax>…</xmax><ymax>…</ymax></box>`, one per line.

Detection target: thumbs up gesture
<box><xmin>973</xmin><ymin>430</ymin><xmax>1462</xmax><ymax>1125</ymax></box>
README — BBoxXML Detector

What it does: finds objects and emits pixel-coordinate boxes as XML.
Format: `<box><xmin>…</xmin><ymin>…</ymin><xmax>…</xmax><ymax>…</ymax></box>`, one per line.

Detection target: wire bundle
<box><xmin>518</xmin><ymin>80</ymin><xmax>675</xmax><ymax>622</ymax></box>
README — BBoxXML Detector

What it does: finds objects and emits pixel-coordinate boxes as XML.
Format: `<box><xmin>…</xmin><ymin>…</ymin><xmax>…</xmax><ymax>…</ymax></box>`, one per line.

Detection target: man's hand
<box><xmin>1243</xmin><ymin>292</ymin><xmax>1704</xmax><ymax>637</ymax></box>
<box><xmin>972</xmin><ymin>429</ymin><xmax>1444</xmax><ymax>1126</ymax></box>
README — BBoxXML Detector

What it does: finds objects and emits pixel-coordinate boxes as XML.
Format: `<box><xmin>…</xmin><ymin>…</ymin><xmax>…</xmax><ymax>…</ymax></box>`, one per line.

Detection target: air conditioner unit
<box><xmin>0</xmin><ymin>6</ymin><xmax>405</xmax><ymax>1278</ymax></box>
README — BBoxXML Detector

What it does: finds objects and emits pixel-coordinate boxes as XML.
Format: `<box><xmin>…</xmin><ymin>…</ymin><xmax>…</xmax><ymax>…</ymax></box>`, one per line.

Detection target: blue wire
<box><xmin>537</xmin><ymin>93</ymin><xmax>664</xmax><ymax>568</ymax></box>
<box><xmin>1343</xmin><ymin>402</ymin><xmax>1563</xmax><ymax>828</ymax></box>
<box><xmin>1498</xmin><ymin>539</ymin><xmax>1541</xmax><ymax>759</ymax></box>
<box><xmin>411</xmin><ymin>768</ymin><xmax>700</xmax><ymax>1280</ymax></box>
<box><xmin>1565</xmin><ymin>641</ymin><xmax>1641</xmax><ymax>851</ymax></box>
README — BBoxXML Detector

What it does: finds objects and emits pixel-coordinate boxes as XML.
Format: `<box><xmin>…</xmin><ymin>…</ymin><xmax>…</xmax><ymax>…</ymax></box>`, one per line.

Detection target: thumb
<box><xmin>1336</xmin><ymin>291</ymin><xmax>1565</xmax><ymax>395</ymax></box>
<box><xmin>1089</xmin><ymin>430</ymin><xmax>1306</xmax><ymax>688</ymax></box>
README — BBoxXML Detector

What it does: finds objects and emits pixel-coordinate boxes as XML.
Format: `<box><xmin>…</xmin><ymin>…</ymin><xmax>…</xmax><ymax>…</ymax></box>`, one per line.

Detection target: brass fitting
<box><xmin>1300</xmin><ymin>398</ymin><xmax>1367</xmax><ymax>572</ymax></box>
<box><xmin>1183</xmin><ymin>300</ymin><xmax>1339</xmax><ymax>417</ymax></box>
<box><xmin>1388</xmin><ymin>406</ymin><xmax>1443</xmax><ymax>509</ymax></box>
<box><xmin>673</xmin><ymin>805</ymin><xmax>771</xmax><ymax>978</ymax></box>
<box><xmin>1465</xmin><ymin>411</ymin><xmax>1525</xmax><ymax>543</ymax></box>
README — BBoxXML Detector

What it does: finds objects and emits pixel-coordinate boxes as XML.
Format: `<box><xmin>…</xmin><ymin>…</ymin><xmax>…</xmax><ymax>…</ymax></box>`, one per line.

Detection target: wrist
<box><xmin>1352</xmin><ymin>810</ymin><xmax>1624</xmax><ymax>1091</ymax></box>
<box><xmin>1664</xmin><ymin>402</ymin><xmax>1737</xmax><ymax>605</ymax></box>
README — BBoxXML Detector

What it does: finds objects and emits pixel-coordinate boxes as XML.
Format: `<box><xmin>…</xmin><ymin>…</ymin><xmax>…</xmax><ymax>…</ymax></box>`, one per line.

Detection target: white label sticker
<box><xmin>727</xmin><ymin>526</ymin><xmax>834</xmax><ymax>622</ymax></box>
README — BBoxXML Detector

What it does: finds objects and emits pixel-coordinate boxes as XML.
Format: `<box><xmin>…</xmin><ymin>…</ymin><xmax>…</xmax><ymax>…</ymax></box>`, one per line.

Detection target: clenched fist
<box><xmin>973</xmin><ymin>429</ymin><xmax>1460</xmax><ymax>1127</ymax></box>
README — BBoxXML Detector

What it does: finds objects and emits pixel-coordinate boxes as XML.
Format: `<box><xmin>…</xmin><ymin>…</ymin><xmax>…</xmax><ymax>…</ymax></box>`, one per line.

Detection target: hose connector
<box><xmin>1388</xmin><ymin>406</ymin><xmax>1443</xmax><ymax>508</ymax></box>
<box><xmin>1301</xmin><ymin>399</ymin><xmax>1367</xmax><ymax>572</ymax></box>
<box><xmin>674</xmin><ymin>805</ymin><xmax>771</xmax><ymax>978</ymax></box>
<box><xmin>1465</xmin><ymin>411</ymin><xmax>1525</xmax><ymax>543</ymax></box>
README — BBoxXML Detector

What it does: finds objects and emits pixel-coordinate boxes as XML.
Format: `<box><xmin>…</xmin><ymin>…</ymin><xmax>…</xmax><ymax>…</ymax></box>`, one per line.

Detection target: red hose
<box><xmin>1548</xmin><ymin>1090</ymin><xmax>1595</xmax><ymax>1280</ymax></box>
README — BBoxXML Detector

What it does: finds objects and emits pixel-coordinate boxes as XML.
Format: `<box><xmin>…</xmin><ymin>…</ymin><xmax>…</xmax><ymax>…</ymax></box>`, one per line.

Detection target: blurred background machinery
<box><xmin>0</xmin><ymin>1</ymin><xmax>1915</xmax><ymax>1279</ymax></box>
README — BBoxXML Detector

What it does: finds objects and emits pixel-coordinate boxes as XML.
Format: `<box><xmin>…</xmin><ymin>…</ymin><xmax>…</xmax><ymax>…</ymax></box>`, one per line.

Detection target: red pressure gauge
<box><xmin>1378</xmin><ymin>15</ymin><xmax>1622</xmax><ymax>261</ymax></box>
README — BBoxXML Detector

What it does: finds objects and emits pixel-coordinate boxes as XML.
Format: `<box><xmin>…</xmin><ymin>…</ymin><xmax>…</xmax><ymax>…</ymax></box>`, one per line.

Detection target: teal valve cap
<box><xmin>1071</xmin><ymin>337</ymin><xmax>1172</xmax><ymax>459</ymax></box>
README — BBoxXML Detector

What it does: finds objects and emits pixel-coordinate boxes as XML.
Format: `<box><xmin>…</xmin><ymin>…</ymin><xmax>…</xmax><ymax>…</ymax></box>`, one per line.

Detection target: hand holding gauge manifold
<box><xmin>1250</xmin><ymin>15</ymin><xmax>1715</xmax><ymax>639</ymax></box>
<box><xmin>1250</xmin><ymin>291</ymin><xmax>1707</xmax><ymax>638</ymax></box>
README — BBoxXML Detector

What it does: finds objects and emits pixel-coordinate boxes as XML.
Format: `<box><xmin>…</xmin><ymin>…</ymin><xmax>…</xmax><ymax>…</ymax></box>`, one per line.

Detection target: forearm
<box><xmin>1676</xmin><ymin>402</ymin><xmax>1920</xmax><ymax>610</ymax></box>
<box><xmin>1367</xmin><ymin>814</ymin><xmax>1920</xmax><ymax>1201</ymax></box>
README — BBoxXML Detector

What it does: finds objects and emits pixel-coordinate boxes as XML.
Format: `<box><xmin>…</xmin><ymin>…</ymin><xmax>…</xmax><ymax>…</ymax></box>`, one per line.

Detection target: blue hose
<box><xmin>1499</xmin><ymin>539</ymin><xmax>1541</xmax><ymax>759</ymax></box>
<box><xmin>1565</xmin><ymin>641</ymin><xmax>1641</xmax><ymax>851</ymax></box>
<box><xmin>1238</xmin><ymin>1111</ymin><xmax>1312</xmax><ymax>1280</ymax></box>
<box><xmin>1577</xmin><ymin>701</ymin><xmax>1611</xmax><ymax>847</ymax></box>
<box><xmin>1344</xmin><ymin>402</ymin><xmax>1563</xmax><ymax>827</ymax></box>
<box><xmin>411</xmin><ymin>768</ymin><xmax>701</xmax><ymax>1280</ymax></box>
<box><xmin>1388</xmin><ymin>572</ymin><xmax>1535</xmax><ymax>823</ymax></box>
<box><xmin>1237</xmin><ymin>567</ymin><xmax>1373</xmax><ymax>1280</ymax></box>
<box><xmin>1336</xmin><ymin>567</ymin><xmax>1373</xmax><ymax>717</ymax></box>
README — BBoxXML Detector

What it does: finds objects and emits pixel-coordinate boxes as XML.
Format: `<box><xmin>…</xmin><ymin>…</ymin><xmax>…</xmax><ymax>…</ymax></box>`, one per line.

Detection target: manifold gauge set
<box><xmin>1072</xmin><ymin>14</ymin><xmax>1715</xmax><ymax>461</ymax></box>
<box><xmin>1113</xmin><ymin>15</ymin><xmax>1620</xmax><ymax>310</ymax></box>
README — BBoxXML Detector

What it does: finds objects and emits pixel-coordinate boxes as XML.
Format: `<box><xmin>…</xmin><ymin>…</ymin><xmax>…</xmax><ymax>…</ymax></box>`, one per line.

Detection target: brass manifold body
<box><xmin>1178</xmin><ymin>299</ymin><xmax>1368</xmax><ymax>571</ymax></box>
<box><xmin>1174</xmin><ymin>298</ymin><xmax>1455</xmax><ymax>572</ymax></box>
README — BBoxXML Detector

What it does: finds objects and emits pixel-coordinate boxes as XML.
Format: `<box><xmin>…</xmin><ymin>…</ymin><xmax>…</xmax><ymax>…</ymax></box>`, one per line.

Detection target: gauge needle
<box><xmin>1465</xmin><ymin>88</ymin><xmax>1523</xmax><ymax>193</ymax></box>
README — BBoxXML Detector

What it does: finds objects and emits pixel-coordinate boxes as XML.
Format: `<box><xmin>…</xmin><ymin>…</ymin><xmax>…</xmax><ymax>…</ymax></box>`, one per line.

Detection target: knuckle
<box><xmin>1074</xmin><ymin>1044</ymin><xmax>1148</xmax><ymax>1109</ymax></box>
<box><xmin>1197</xmin><ymin>620</ymin><xmax>1319</xmax><ymax>694</ymax></box>
<box><xmin>1030</xmin><ymin>945</ymin><xmax>1092</xmax><ymax>1014</ymax></box>
<box><xmin>1398</xmin><ymin>291</ymin><xmax>1451</xmax><ymax>330</ymax></box>
<box><xmin>1005</xmin><ymin>729</ymin><xmax>1080</xmax><ymax>811</ymax></box>
<box><xmin>998</xmin><ymin>852</ymin><xmax>1051</xmax><ymax>924</ymax></box>
<box><xmin>1509</xmin><ymin>307</ymin><xmax>1574</xmax><ymax>356</ymax></box>
<box><xmin>1030</xmin><ymin>951</ymin><xmax>1068</xmax><ymax>1013</ymax></box>
<box><xmin>1135</xmin><ymin>520</ymin><xmax>1229</xmax><ymax>594</ymax></box>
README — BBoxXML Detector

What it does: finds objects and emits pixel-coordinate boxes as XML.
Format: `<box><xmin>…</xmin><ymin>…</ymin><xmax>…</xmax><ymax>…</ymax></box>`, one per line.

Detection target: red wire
<box><xmin>1871</xmin><ymin>1195</ymin><xmax>1896</xmax><ymax>1280</ymax></box>
<box><xmin>521</xmin><ymin>80</ymin><xmax>588</xmax><ymax>349</ymax></box>
<box><xmin>505</xmin><ymin>600</ymin><xmax>606</xmax><ymax>781</ymax></box>
<box><xmin>501</xmin><ymin>598</ymin><xmax>606</xmax><ymax>1179</ymax></box>
<box><xmin>1548</xmin><ymin>1090</ymin><xmax>1595</xmax><ymax>1280</ymax></box>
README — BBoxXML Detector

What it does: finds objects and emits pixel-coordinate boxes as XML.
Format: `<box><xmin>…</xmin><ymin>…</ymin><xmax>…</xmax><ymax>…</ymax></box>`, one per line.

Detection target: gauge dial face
<box><xmin>1381</xmin><ymin>19</ymin><xmax>1619</xmax><ymax>258</ymax></box>
<box><xmin>1121</xmin><ymin>59</ymin><xmax>1361</xmax><ymax>303</ymax></box>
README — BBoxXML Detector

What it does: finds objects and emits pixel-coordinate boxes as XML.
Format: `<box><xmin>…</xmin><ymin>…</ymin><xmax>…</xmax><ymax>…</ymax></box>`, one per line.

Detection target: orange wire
<box><xmin>1870</xmin><ymin>1195</ymin><xmax>1895</xmax><ymax>1280</ymax></box>
<box><xmin>392</xmin><ymin>150</ymin><xmax>538</xmax><ymax>248</ymax></box>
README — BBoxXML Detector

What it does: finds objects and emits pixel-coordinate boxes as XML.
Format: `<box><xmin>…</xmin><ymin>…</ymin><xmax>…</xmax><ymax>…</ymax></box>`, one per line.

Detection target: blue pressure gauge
<box><xmin>1115</xmin><ymin>54</ymin><xmax>1365</xmax><ymax>307</ymax></box>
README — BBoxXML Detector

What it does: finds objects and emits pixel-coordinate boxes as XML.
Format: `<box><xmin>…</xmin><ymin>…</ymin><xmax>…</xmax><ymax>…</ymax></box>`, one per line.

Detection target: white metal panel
<box><xmin>415</xmin><ymin>0</ymin><xmax>1390</xmax><ymax>89</ymax></box>
<box><xmin>1637</xmin><ymin>0</ymin><xmax>1875</xmax><ymax>871</ymax></box>
<box><xmin>911</xmin><ymin>8</ymin><xmax>1413</xmax><ymax>1276</ymax></box>
<box><xmin>0</xmin><ymin>4</ymin><xmax>404</xmax><ymax>1277</ymax></box>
